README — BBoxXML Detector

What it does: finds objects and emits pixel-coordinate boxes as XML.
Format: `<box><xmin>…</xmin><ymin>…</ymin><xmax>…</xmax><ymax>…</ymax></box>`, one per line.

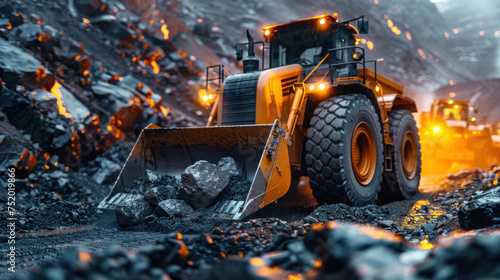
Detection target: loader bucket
<box><xmin>98</xmin><ymin>120</ymin><xmax>291</xmax><ymax>220</ymax></box>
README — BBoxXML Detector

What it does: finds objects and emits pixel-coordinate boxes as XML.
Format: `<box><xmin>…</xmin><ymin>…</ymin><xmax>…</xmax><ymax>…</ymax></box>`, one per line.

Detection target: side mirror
<box><xmin>357</xmin><ymin>19</ymin><xmax>369</xmax><ymax>34</ymax></box>
<box><xmin>236</xmin><ymin>48</ymin><xmax>243</xmax><ymax>61</ymax></box>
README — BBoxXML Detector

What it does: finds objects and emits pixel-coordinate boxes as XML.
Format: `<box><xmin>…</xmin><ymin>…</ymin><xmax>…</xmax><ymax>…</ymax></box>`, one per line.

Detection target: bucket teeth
<box><xmin>98</xmin><ymin>193</ymin><xmax>143</xmax><ymax>210</ymax></box>
<box><xmin>210</xmin><ymin>200</ymin><xmax>245</xmax><ymax>220</ymax></box>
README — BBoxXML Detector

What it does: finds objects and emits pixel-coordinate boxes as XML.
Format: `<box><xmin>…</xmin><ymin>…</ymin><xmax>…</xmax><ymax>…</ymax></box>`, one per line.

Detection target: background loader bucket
<box><xmin>98</xmin><ymin>120</ymin><xmax>291</xmax><ymax>220</ymax></box>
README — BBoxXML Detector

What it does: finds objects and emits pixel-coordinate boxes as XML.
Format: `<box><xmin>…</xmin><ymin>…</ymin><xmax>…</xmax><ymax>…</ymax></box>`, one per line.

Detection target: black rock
<box><xmin>144</xmin><ymin>185</ymin><xmax>177</xmax><ymax>207</ymax></box>
<box><xmin>217</xmin><ymin>157</ymin><xmax>240</xmax><ymax>177</ymax></box>
<box><xmin>0</xmin><ymin>39</ymin><xmax>43</xmax><ymax>88</ymax></box>
<box><xmin>155</xmin><ymin>199</ymin><xmax>194</xmax><ymax>218</ymax></box>
<box><xmin>458</xmin><ymin>186</ymin><xmax>500</xmax><ymax>230</ymax></box>
<box><xmin>180</xmin><ymin>160</ymin><xmax>230</xmax><ymax>209</ymax></box>
<box><xmin>7</xmin><ymin>22</ymin><xmax>42</xmax><ymax>45</ymax></box>
<box><xmin>74</xmin><ymin>0</ymin><xmax>107</xmax><ymax>17</ymax></box>
<box><xmin>115</xmin><ymin>195</ymin><xmax>153</xmax><ymax>226</ymax></box>
<box><xmin>303</xmin><ymin>222</ymin><xmax>403</xmax><ymax>271</ymax></box>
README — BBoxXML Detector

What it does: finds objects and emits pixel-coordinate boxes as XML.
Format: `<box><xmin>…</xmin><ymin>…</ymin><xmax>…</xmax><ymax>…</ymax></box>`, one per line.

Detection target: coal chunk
<box><xmin>217</xmin><ymin>157</ymin><xmax>240</xmax><ymax>177</ymax></box>
<box><xmin>458</xmin><ymin>186</ymin><xmax>500</xmax><ymax>230</ymax></box>
<box><xmin>180</xmin><ymin>160</ymin><xmax>230</xmax><ymax>209</ymax></box>
<box><xmin>155</xmin><ymin>199</ymin><xmax>194</xmax><ymax>218</ymax></box>
<box><xmin>0</xmin><ymin>39</ymin><xmax>43</xmax><ymax>88</ymax></box>
<box><xmin>144</xmin><ymin>185</ymin><xmax>177</xmax><ymax>207</ymax></box>
<box><xmin>115</xmin><ymin>195</ymin><xmax>153</xmax><ymax>226</ymax></box>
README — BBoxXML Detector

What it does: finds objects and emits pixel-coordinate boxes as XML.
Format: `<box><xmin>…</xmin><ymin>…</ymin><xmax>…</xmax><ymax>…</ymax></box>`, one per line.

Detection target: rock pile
<box><xmin>28</xmin><ymin>221</ymin><xmax>500</xmax><ymax>280</ymax></box>
<box><xmin>114</xmin><ymin>157</ymin><xmax>251</xmax><ymax>228</ymax></box>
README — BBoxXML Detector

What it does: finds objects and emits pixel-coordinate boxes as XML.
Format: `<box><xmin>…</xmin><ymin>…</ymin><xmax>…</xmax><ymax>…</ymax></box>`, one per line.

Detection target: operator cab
<box><xmin>431</xmin><ymin>99</ymin><xmax>469</xmax><ymax>129</ymax></box>
<box><xmin>262</xmin><ymin>14</ymin><xmax>365</xmax><ymax>78</ymax></box>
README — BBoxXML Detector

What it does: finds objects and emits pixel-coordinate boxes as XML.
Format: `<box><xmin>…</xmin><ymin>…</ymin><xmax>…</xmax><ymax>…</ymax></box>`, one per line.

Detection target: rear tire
<box><xmin>305</xmin><ymin>94</ymin><xmax>384</xmax><ymax>206</ymax></box>
<box><xmin>387</xmin><ymin>110</ymin><xmax>421</xmax><ymax>198</ymax></box>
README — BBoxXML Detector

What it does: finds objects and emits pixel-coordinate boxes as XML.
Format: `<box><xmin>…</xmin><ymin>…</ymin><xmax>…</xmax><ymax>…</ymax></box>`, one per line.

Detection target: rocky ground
<box><xmin>2</xmin><ymin>0</ymin><xmax>500</xmax><ymax>279</ymax></box>
<box><xmin>1</xmin><ymin>166</ymin><xmax>500</xmax><ymax>279</ymax></box>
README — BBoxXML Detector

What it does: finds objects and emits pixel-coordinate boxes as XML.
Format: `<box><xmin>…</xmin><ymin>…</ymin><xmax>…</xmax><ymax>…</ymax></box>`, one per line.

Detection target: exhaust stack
<box><xmin>243</xmin><ymin>30</ymin><xmax>259</xmax><ymax>73</ymax></box>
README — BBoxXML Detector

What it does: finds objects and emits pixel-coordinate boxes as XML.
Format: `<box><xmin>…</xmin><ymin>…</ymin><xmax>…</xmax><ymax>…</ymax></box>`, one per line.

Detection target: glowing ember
<box><xmin>453</xmin><ymin>28</ymin><xmax>460</xmax><ymax>34</ymax></box>
<box><xmin>161</xmin><ymin>24</ymin><xmax>169</xmax><ymax>40</ymax></box>
<box><xmin>82</xmin><ymin>18</ymin><xmax>90</xmax><ymax>24</ymax></box>
<box><xmin>479</xmin><ymin>31</ymin><xmax>484</xmax><ymax>36</ymax></box>
<box><xmin>449</xmin><ymin>80</ymin><xmax>454</xmax><ymax>86</ymax></box>
<box><xmin>444</xmin><ymin>32</ymin><xmax>450</xmax><ymax>38</ymax></box>
<box><xmin>495</xmin><ymin>31</ymin><xmax>500</xmax><ymax>37</ymax></box>
<box><xmin>418</xmin><ymin>238</ymin><xmax>435</xmax><ymax>250</ymax></box>
<box><xmin>151</xmin><ymin>61</ymin><xmax>160</xmax><ymax>74</ymax></box>
<box><xmin>178</xmin><ymin>244</ymin><xmax>189</xmax><ymax>258</ymax></box>
<box><xmin>78</xmin><ymin>252</ymin><xmax>92</xmax><ymax>263</ymax></box>
<box><xmin>387</xmin><ymin>19</ymin><xmax>393</xmax><ymax>28</ymax></box>
<box><xmin>401</xmin><ymin>200</ymin><xmax>445</xmax><ymax>229</ymax></box>
<box><xmin>159</xmin><ymin>105</ymin><xmax>169</xmax><ymax>116</ymax></box>
<box><xmin>374</xmin><ymin>0</ymin><xmax>379</xmax><ymax>4</ymax></box>
<box><xmin>50</xmin><ymin>82</ymin><xmax>72</xmax><ymax>118</ymax></box>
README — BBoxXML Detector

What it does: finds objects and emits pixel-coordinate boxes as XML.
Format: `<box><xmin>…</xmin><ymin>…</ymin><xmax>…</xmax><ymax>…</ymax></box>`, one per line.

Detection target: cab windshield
<box><xmin>436</xmin><ymin>105</ymin><xmax>468</xmax><ymax>121</ymax></box>
<box><xmin>269</xmin><ymin>29</ymin><xmax>333</xmax><ymax>67</ymax></box>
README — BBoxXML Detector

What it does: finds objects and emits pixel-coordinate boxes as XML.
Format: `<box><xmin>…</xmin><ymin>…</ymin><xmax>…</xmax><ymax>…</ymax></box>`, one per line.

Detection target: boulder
<box><xmin>115</xmin><ymin>195</ymin><xmax>153</xmax><ymax>226</ymax></box>
<box><xmin>217</xmin><ymin>157</ymin><xmax>240</xmax><ymax>177</ymax></box>
<box><xmin>180</xmin><ymin>160</ymin><xmax>230</xmax><ymax>209</ymax></box>
<box><xmin>458</xmin><ymin>186</ymin><xmax>500</xmax><ymax>230</ymax></box>
<box><xmin>144</xmin><ymin>185</ymin><xmax>177</xmax><ymax>207</ymax></box>
<box><xmin>155</xmin><ymin>199</ymin><xmax>194</xmax><ymax>218</ymax></box>
<box><xmin>0</xmin><ymin>39</ymin><xmax>43</xmax><ymax>88</ymax></box>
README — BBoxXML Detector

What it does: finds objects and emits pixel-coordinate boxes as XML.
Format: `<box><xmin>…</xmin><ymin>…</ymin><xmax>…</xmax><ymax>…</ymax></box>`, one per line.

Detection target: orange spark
<box><xmin>406</xmin><ymin>31</ymin><xmax>412</xmax><ymax>40</ymax></box>
<box><xmin>387</xmin><ymin>19</ymin><xmax>393</xmax><ymax>28</ymax></box>
<box><xmin>82</xmin><ymin>18</ymin><xmax>90</xmax><ymax>24</ymax></box>
<box><xmin>391</xmin><ymin>26</ymin><xmax>401</xmax><ymax>35</ymax></box>
<box><xmin>444</xmin><ymin>32</ymin><xmax>449</xmax><ymax>38</ymax></box>
<box><xmin>367</xmin><ymin>41</ymin><xmax>374</xmax><ymax>50</ymax></box>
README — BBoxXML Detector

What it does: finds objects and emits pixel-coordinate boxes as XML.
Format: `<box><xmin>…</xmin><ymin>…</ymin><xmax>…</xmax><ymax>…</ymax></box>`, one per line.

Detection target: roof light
<box><xmin>333</xmin><ymin>13</ymin><xmax>338</xmax><ymax>20</ymax></box>
<box><xmin>471</xmin><ymin>117</ymin><xmax>476</xmax><ymax>122</ymax></box>
<box><xmin>309</xmin><ymin>85</ymin><xmax>315</xmax><ymax>91</ymax></box>
<box><xmin>319</xmin><ymin>83</ymin><xmax>325</xmax><ymax>90</ymax></box>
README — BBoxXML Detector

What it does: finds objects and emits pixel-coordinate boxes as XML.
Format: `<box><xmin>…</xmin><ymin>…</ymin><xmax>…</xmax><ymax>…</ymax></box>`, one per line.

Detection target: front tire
<box><xmin>305</xmin><ymin>94</ymin><xmax>384</xmax><ymax>206</ymax></box>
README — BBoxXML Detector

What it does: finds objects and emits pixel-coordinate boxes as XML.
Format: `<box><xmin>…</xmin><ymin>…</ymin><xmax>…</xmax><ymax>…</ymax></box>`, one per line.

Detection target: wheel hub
<box><xmin>402</xmin><ymin>131</ymin><xmax>417</xmax><ymax>179</ymax></box>
<box><xmin>351</xmin><ymin>122</ymin><xmax>376</xmax><ymax>185</ymax></box>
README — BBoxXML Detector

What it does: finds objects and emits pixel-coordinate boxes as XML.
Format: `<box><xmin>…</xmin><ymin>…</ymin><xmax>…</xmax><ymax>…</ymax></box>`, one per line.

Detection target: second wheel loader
<box><xmin>99</xmin><ymin>13</ymin><xmax>421</xmax><ymax>220</ymax></box>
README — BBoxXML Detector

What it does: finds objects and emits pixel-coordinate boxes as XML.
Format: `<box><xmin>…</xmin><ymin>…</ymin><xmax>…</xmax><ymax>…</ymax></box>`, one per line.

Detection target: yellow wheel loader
<box><xmin>99</xmin><ymin>14</ymin><xmax>421</xmax><ymax>220</ymax></box>
<box><xmin>420</xmin><ymin>99</ymin><xmax>494</xmax><ymax>173</ymax></box>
